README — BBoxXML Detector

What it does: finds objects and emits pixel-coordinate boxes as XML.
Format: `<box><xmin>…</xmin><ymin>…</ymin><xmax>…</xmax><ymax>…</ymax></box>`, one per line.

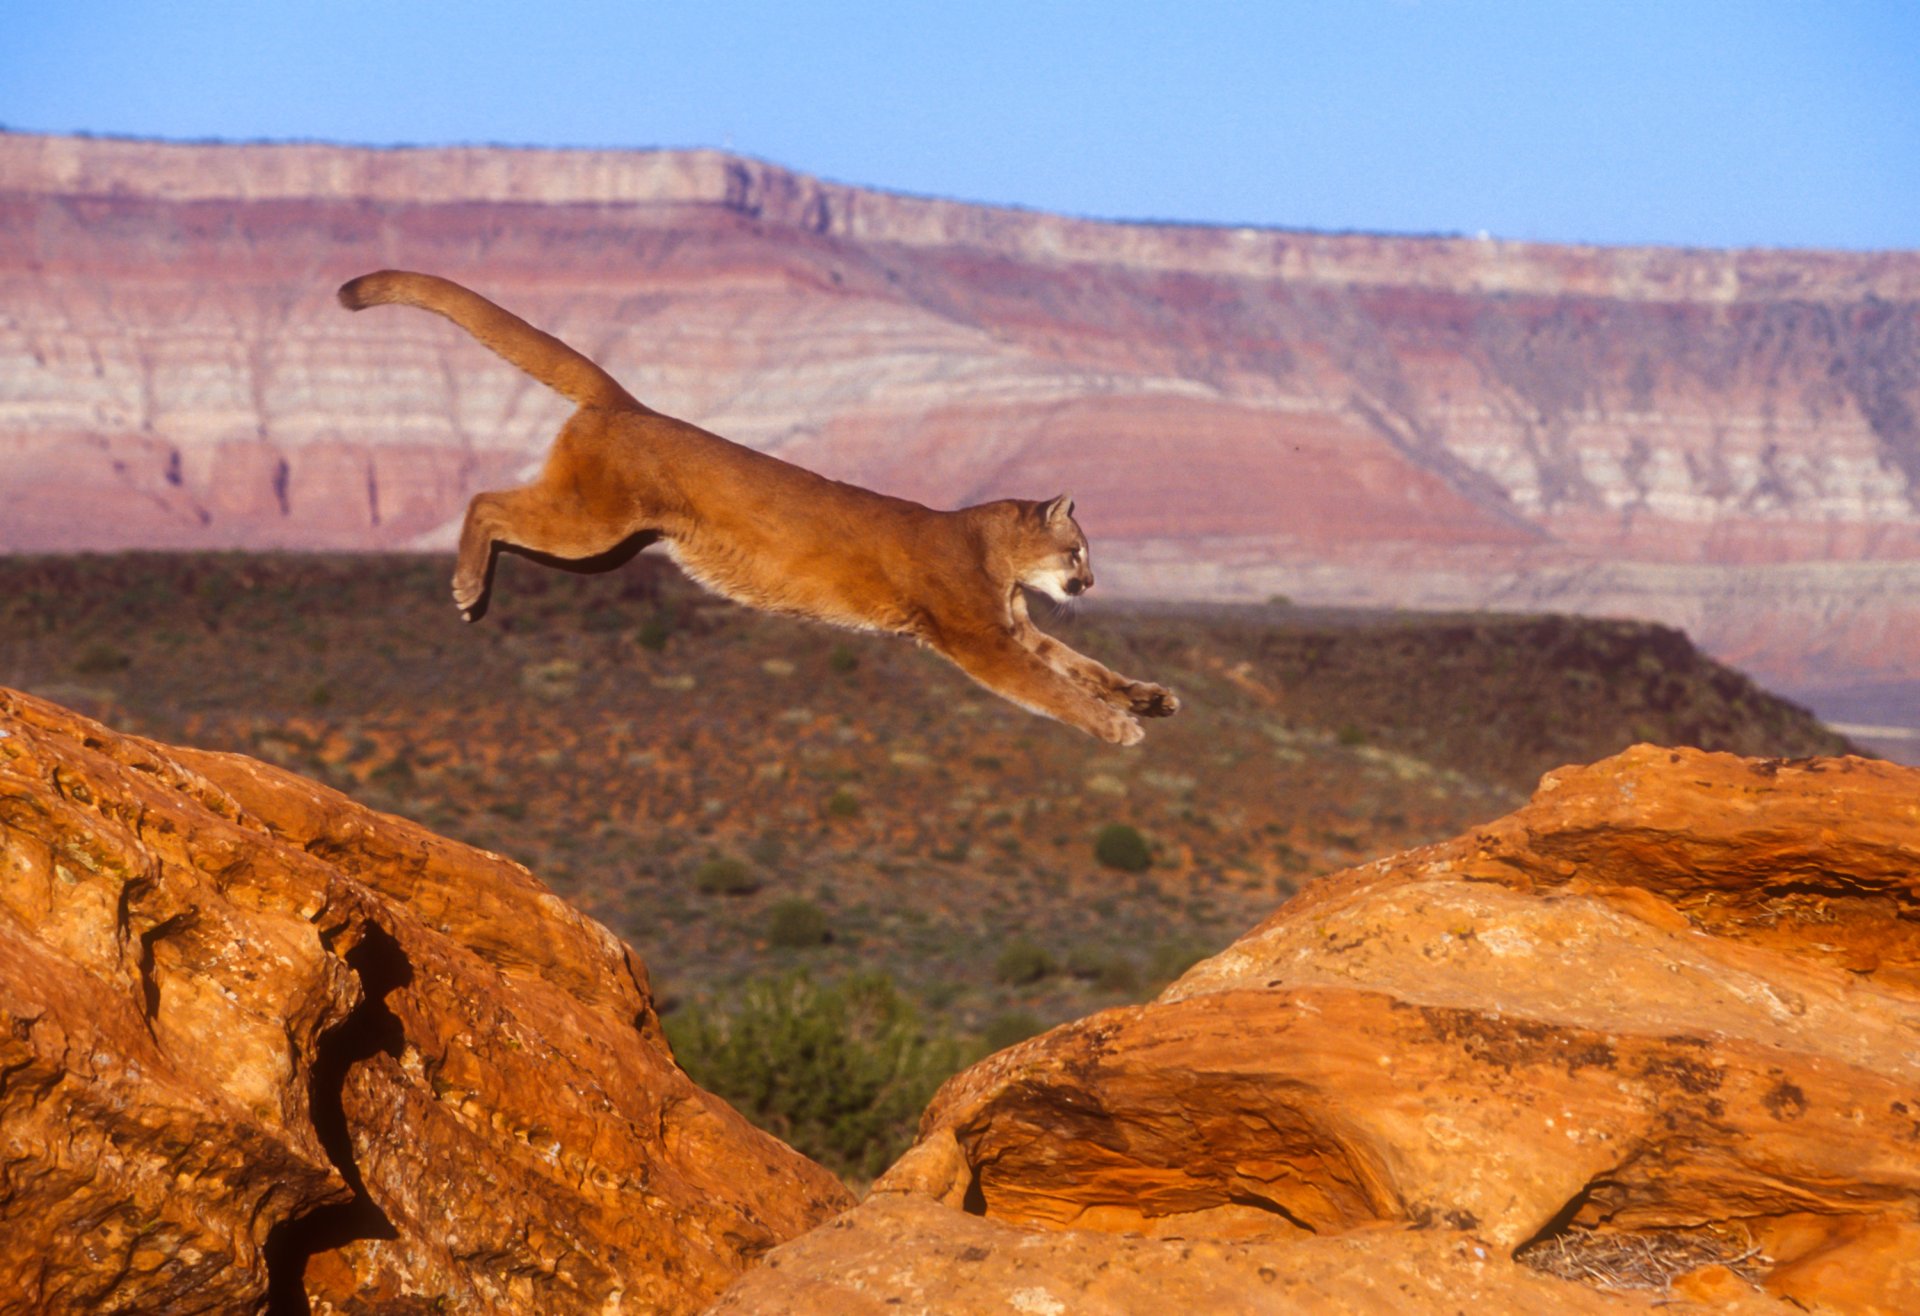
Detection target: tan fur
<box><xmin>337</xmin><ymin>270</ymin><xmax>1179</xmax><ymax>744</ymax></box>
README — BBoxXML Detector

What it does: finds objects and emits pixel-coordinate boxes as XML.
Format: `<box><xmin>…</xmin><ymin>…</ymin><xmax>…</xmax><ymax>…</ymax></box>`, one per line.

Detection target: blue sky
<box><xmin>3</xmin><ymin>1</ymin><xmax>1915</xmax><ymax>251</ymax></box>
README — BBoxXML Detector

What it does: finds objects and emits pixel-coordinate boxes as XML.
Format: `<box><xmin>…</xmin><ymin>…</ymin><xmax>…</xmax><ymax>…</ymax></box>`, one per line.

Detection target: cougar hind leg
<box><xmin>451</xmin><ymin>483</ymin><xmax>652</xmax><ymax>621</ymax></box>
<box><xmin>451</xmin><ymin>490</ymin><xmax>512</xmax><ymax>620</ymax></box>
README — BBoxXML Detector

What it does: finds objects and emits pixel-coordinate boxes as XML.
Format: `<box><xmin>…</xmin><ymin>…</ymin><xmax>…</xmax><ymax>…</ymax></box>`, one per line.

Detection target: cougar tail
<box><xmin>337</xmin><ymin>270</ymin><xmax>638</xmax><ymax>411</ymax></box>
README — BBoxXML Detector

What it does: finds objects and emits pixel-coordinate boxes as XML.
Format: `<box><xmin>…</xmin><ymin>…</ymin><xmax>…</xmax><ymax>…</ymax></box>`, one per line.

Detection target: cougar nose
<box><xmin>1066</xmin><ymin>576</ymin><xmax>1087</xmax><ymax>596</ymax></box>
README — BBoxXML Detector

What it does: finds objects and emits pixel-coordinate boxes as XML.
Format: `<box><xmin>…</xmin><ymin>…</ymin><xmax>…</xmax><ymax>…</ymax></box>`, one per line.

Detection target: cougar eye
<box><xmin>1066</xmin><ymin>548</ymin><xmax>1082</xmax><ymax>564</ymax></box>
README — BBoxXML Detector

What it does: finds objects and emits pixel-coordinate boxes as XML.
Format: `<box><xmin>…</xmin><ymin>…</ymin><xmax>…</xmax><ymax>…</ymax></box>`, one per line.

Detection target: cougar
<box><xmin>337</xmin><ymin>270</ymin><xmax>1179</xmax><ymax>744</ymax></box>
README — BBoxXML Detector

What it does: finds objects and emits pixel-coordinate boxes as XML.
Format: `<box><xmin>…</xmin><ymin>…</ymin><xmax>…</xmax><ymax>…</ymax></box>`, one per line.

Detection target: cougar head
<box><xmin>1018</xmin><ymin>494</ymin><xmax>1095</xmax><ymax>603</ymax></box>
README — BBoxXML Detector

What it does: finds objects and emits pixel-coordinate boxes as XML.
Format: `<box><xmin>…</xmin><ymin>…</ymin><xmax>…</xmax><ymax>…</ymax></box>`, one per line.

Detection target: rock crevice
<box><xmin>0</xmin><ymin>687</ymin><xmax>851</xmax><ymax>1315</ymax></box>
<box><xmin>262</xmin><ymin>921</ymin><xmax>410</xmax><ymax>1316</ymax></box>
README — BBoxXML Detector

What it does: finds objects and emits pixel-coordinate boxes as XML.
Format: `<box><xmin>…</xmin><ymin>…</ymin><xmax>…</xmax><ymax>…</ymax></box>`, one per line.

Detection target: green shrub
<box><xmin>367</xmin><ymin>756</ymin><xmax>416</xmax><ymax>790</ymax></box>
<box><xmin>826</xmin><ymin>788</ymin><xmax>861</xmax><ymax>819</ymax></box>
<box><xmin>766</xmin><ymin>898</ymin><xmax>832</xmax><ymax>947</ymax></box>
<box><xmin>747</xmin><ymin>833</ymin><xmax>787</xmax><ymax>867</ymax></box>
<box><xmin>1066</xmin><ymin>946</ymin><xmax>1140</xmax><ymax>993</ymax></box>
<box><xmin>73</xmin><ymin>643</ymin><xmax>131</xmax><ymax>675</ymax></box>
<box><xmin>636</xmin><ymin>616</ymin><xmax>673</xmax><ymax>651</ymax></box>
<box><xmin>982</xmin><ymin>1010</ymin><xmax>1044</xmax><ymax>1052</ymax></box>
<box><xmin>694</xmin><ymin>856</ymin><xmax>760</xmax><ymax>896</ymax></box>
<box><xmin>665</xmin><ymin>972</ymin><xmax>971</xmax><ymax>1180</ymax></box>
<box><xmin>1093</xmin><ymin>823</ymin><xmax>1151</xmax><ymax>873</ymax></box>
<box><xmin>828</xmin><ymin>644</ymin><xmax>859</xmax><ymax>673</ymax></box>
<box><xmin>994</xmin><ymin>938</ymin><xmax>1055</xmax><ymax>986</ymax></box>
<box><xmin>1147</xmin><ymin>938</ymin><xmax>1214</xmax><ymax>985</ymax></box>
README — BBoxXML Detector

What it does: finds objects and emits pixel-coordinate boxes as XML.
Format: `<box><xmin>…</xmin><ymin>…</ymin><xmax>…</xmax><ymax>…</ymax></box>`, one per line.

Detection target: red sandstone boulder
<box><xmin>10</xmin><ymin>673</ymin><xmax>1918</xmax><ymax>1313</ymax></box>
<box><xmin>0</xmin><ymin>686</ymin><xmax>851</xmax><ymax>1314</ymax></box>
<box><xmin>715</xmin><ymin>747</ymin><xmax>1920</xmax><ymax>1313</ymax></box>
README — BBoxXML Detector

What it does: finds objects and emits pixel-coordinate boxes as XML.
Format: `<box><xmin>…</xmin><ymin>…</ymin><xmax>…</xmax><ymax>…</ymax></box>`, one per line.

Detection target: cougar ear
<box><xmin>1042</xmin><ymin>494</ymin><xmax>1075</xmax><ymax>526</ymax></box>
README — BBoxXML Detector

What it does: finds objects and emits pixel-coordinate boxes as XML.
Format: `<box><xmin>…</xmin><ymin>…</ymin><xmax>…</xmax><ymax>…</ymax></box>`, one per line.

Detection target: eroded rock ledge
<box><xmin>6</xmin><ymin>681</ymin><xmax>1917</xmax><ymax>1313</ymax></box>
<box><xmin>0</xmin><ymin>687</ymin><xmax>851</xmax><ymax>1314</ymax></box>
<box><xmin>716</xmin><ymin>746</ymin><xmax>1920</xmax><ymax>1314</ymax></box>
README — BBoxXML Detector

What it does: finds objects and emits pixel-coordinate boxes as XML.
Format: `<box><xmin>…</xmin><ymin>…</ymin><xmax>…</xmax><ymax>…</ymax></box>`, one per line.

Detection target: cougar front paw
<box><xmin>1097</xmin><ymin>710</ymin><xmax>1146</xmax><ymax>746</ymax></box>
<box><xmin>1124</xmin><ymin>682</ymin><xmax>1180</xmax><ymax>718</ymax></box>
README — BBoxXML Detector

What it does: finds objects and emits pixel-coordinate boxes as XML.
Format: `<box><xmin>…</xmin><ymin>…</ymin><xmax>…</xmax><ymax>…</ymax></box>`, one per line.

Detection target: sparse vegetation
<box><xmin>1094</xmin><ymin>823</ymin><xmax>1152</xmax><ymax>872</ymax></box>
<box><xmin>1148</xmin><ymin>938</ymin><xmax>1215</xmax><ymax>986</ymax></box>
<box><xmin>1065</xmin><ymin>945</ymin><xmax>1140</xmax><ymax>993</ymax></box>
<box><xmin>636</xmin><ymin>616</ymin><xmax>673</xmax><ymax>651</ymax></box>
<box><xmin>982</xmin><ymin>1010</ymin><xmax>1045</xmax><ymax>1051</ymax></box>
<box><xmin>993</xmin><ymin>939</ymin><xmax>1055</xmax><ymax>986</ymax></box>
<box><xmin>73</xmin><ymin>643</ymin><xmax>130</xmax><ymax>675</ymax></box>
<box><xmin>766</xmin><ymin>898</ymin><xmax>832</xmax><ymax>948</ymax></box>
<box><xmin>0</xmin><ymin>550</ymin><xmax>1854</xmax><ymax>1153</ymax></box>
<box><xmin>665</xmin><ymin>972</ymin><xmax>973</xmax><ymax>1180</ymax></box>
<box><xmin>746</xmin><ymin>834</ymin><xmax>787</xmax><ymax>867</ymax></box>
<box><xmin>694</xmin><ymin>856</ymin><xmax>760</xmax><ymax>896</ymax></box>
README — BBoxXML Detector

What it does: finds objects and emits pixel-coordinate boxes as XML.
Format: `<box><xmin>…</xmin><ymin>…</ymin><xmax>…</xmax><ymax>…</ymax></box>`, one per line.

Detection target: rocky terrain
<box><xmin>719</xmin><ymin>746</ymin><xmax>1920</xmax><ymax>1313</ymax></box>
<box><xmin>0</xmin><ymin>685</ymin><xmax>849</xmax><ymax>1315</ymax></box>
<box><xmin>4</xmin><ymin>689</ymin><xmax>1915</xmax><ymax>1311</ymax></box>
<box><xmin>0</xmin><ymin>551</ymin><xmax>1851</xmax><ymax>1055</ymax></box>
<box><xmin>4</xmin><ymin>131</ymin><xmax>1919</xmax><ymax>729</ymax></box>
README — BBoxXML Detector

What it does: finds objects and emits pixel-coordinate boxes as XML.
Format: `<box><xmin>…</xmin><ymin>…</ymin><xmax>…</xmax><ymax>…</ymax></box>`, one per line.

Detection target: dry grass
<box><xmin>1516</xmin><ymin>1224</ymin><xmax>1769</xmax><ymax>1294</ymax></box>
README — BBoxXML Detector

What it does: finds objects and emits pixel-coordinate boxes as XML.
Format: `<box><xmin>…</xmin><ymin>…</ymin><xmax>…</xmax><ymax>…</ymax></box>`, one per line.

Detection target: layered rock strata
<box><xmin>3</xmin><ymin>132</ymin><xmax>1919</xmax><ymax>712</ymax></box>
<box><xmin>715</xmin><ymin>746</ymin><xmax>1920</xmax><ymax>1313</ymax></box>
<box><xmin>0</xmin><ymin>686</ymin><xmax>851</xmax><ymax>1315</ymax></box>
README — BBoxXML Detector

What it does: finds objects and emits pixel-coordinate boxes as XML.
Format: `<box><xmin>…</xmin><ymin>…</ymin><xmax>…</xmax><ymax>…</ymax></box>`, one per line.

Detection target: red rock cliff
<box><xmin>0</xmin><ymin>686</ymin><xmax>851</xmax><ymax>1315</ymax></box>
<box><xmin>3</xmin><ymin>130</ymin><xmax>1919</xmax><ymax>707</ymax></box>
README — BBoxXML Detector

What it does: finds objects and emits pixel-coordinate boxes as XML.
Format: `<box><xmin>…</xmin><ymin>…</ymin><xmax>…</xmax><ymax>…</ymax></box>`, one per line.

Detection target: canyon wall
<box><xmin>3</xmin><ymin>132</ymin><xmax>1917</xmax><ymax>718</ymax></box>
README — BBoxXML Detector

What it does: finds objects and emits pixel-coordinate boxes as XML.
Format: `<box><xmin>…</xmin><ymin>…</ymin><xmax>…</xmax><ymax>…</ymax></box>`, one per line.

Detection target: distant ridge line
<box><xmin>1829</xmin><ymin>722</ymin><xmax>1920</xmax><ymax>741</ymax></box>
<box><xmin>3</xmin><ymin>130</ymin><xmax>1917</xmax><ymax>302</ymax></box>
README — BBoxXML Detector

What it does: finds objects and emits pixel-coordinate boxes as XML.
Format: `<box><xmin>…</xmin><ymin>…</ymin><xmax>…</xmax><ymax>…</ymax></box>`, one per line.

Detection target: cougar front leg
<box><xmin>1009</xmin><ymin>610</ymin><xmax>1179</xmax><ymax>718</ymax></box>
<box><xmin>1032</xmin><ymin>634</ymin><xmax>1180</xmax><ymax>717</ymax></box>
<box><xmin>935</xmin><ymin>629</ymin><xmax>1145</xmax><ymax>745</ymax></box>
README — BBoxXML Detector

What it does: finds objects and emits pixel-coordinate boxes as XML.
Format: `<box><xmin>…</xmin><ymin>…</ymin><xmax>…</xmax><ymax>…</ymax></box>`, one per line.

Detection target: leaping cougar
<box><xmin>338</xmin><ymin>270</ymin><xmax>1179</xmax><ymax>744</ymax></box>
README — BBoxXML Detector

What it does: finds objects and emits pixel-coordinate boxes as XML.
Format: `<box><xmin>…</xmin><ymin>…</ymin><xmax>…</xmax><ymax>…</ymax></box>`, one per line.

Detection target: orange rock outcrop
<box><xmin>7</xmin><ymin>668</ymin><xmax>1919</xmax><ymax>1312</ymax></box>
<box><xmin>716</xmin><ymin>747</ymin><xmax>1920</xmax><ymax>1313</ymax></box>
<box><xmin>0</xmin><ymin>686</ymin><xmax>851</xmax><ymax>1314</ymax></box>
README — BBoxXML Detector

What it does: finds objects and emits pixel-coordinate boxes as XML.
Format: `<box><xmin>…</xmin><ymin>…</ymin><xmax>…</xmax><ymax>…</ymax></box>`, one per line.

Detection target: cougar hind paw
<box><xmin>452</xmin><ymin>576</ymin><xmax>490</xmax><ymax>623</ymax></box>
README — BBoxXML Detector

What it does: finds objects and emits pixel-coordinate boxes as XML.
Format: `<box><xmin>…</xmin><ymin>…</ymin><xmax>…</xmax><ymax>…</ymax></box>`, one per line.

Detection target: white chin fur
<box><xmin>1028</xmin><ymin>572</ymin><xmax>1073</xmax><ymax>603</ymax></box>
